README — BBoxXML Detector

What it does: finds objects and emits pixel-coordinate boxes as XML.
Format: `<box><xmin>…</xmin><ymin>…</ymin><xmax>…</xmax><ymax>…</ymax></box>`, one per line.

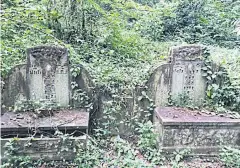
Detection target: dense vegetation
<box><xmin>1</xmin><ymin>0</ymin><xmax>240</xmax><ymax>167</ymax></box>
<box><xmin>2</xmin><ymin>0</ymin><xmax>240</xmax><ymax>110</ymax></box>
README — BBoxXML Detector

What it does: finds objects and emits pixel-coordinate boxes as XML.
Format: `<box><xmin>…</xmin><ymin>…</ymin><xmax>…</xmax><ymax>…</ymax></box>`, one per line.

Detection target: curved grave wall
<box><xmin>146</xmin><ymin>44</ymin><xmax>206</xmax><ymax>108</ymax></box>
<box><xmin>1</xmin><ymin>46</ymin><xmax>94</xmax><ymax>161</ymax></box>
<box><xmin>1</xmin><ymin>46</ymin><xmax>94</xmax><ymax>111</ymax></box>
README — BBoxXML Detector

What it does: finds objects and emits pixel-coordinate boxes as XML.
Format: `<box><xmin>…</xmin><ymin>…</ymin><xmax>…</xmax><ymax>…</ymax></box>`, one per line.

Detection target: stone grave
<box><xmin>1</xmin><ymin>46</ymin><xmax>91</xmax><ymax>161</ymax></box>
<box><xmin>154</xmin><ymin>107</ymin><xmax>240</xmax><ymax>155</ymax></box>
<box><xmin>151</xmin><ymin>45</ymin><xmax>240</xmax><ymax>155</ymax></box>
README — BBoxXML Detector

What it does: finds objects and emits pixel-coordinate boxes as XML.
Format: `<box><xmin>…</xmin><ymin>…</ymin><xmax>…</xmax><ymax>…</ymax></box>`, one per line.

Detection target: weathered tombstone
<box><xmin>150</xmin><ymin>45</ymin><xmax>240</xmax><ymax>156</ymax></box>
<box><xmin>27</xmin><ymin>46</ymin><xmax>70</xmax><ymax>106</ymax></box>
<box><xmin>144</xmin><ymin>45</ymin><xmax>206</xmax><ymax>109</ymax></box>
<box><xmin>169</xmin><ymin>45</ymin><xmax>206</xmax><ymax>105</ymax></box>
<box><xmin>2</xmin><ymin>46</ymin><xmax>71</xmax><ymax>108</ymax></box>
<box><xmin>1</xmin><ymin>46</ymin><xmax>93</xmax><ymax>161</ymax></box>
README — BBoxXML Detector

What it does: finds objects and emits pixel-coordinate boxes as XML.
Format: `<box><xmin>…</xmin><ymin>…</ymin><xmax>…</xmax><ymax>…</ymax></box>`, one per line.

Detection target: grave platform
<box><xmin>153</xmin><ymin>107</ymin><xmax>240</xmax><ymax>156</ymax></box>
<box><xmin>1</xmin><ymin>109</ymin><xmax>89</xmax><ymax>161</ymax></box>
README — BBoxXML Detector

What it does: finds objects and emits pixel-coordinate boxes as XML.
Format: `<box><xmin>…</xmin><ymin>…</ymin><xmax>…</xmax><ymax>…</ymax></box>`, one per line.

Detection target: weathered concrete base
<box><xmin>154</xmin><ymin>107</ymin><xmax>240</xmax><ymax>156</ymax></box>
<box><xmin>1</xmin><ymin>136</ymin><xmax>86</xmax><ymax>161</ymax></box>
<box><xmin>1</xmin><ymin>110</ymin><xmax>89</xmax><ymax>161</ymax></box>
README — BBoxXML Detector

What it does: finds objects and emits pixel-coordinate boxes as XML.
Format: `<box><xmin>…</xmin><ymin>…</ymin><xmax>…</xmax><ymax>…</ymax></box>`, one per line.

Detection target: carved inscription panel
<box><xmin>171</xmin><ymin>61</ymin><xmax>206</xmax><ymax>104</ymax></box>
<box><xmin>170</xmin><ymin>45</ymin><xmax>202</xmax><ymax>63</ymax></box>
<box><xmin>55</xmin><ymin>66</ymin><xmax>69</xmax><ymax>106</ymax></box>
<box><xmin>14</xmin><ymin>139</ymin><xmax>76</xmax><ymax>159</ymax></box>
<box><xmin>170</xmin><ymin>45</ymin><xmax>206</xmax><ymax>104</ymax></box>
<box><xmin>171</xmin><ymin>64</ymin><xmax>185</xmax><ymax>96</ymax></box>
<box><xmin>27</xmin><ymin>46</ymin><xmax>70</xmax><ymax>106</ymax></box>
<box><xmin>163</xmin><ymin>128</ymin><xmax>240</xmax><ymax>147</ymax></box>
<box><xmin>29</xmin><ymin>65</ymin><xmax>44</xmax><ymax>100</ymax></box>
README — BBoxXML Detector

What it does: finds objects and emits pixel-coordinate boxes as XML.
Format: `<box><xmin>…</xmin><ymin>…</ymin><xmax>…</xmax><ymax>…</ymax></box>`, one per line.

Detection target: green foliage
<box><xmin>41</xmin><ymin>0</ymin><xmax>100</xmax><ymax>44</ymax></box>
<box><xmin>1</xmin><ymin>155</ymin><xmax>32</xmax><ymax>168</ymax></box>
<box><xmin>136</xmin><ymin>121</ymin><xmax>165</xmax><ymax>165</ymax></box>
<box><xmin>1</xmin><ymin>0</ymin><xmax>240</xmax><ymax>167</ymax></box>
<box><xmin>169</xmin><ymin>92</ymin><xmax>193</xmax><ymax>108</ymax></box>
<box><xmin>2</xmin><ymin>138</ymin><xmax>32</xmax><ymax>168</ymax></box>
<box><xmin>75</xmin><ymin>140</ymin><xmax>103</xmax><ymax>168</ymax></box>
<box><xmin>137</xmin><ymin>121</ymin><xmax>157</xmax><ymax>150</ymax></box>
<box><xmin>142</xmin><ymin>0</ymin><xmax>239</xmax><ymax>48</ymax></box>
<box><xmin>170</xmin><ymin>149</ymin><xmax>191</xmax><ymax>168</ymax></box>
<box><xmin>76</xmin><ymin>123</ymin><xmax>190</xmax><ymax>167</ymax></box>
<box><xmin>13</xmin><ymin>99</ymin><xmax>59</xmax><ymax>113</ymax></box>
<box><xmin>71</xmin><ymin>86</ymin><xmax>93</xmax><ymax>111</ymax></box>
<box><xmin>209</xmin><ymin>46</ymin><xmax>240</xmax><ymax>86</ymax></box>
<box><xmin>1</xmin><ymin>0</ymin><xmax>162</xmax><ymax>131</ymax></box>
<box><xmin>1</xmin><ymin>0</ymin><xmax>62</xmax><ymax>78</ymax></box>
<box><xmin>76</xmin><ymin>123</ymin><xmax>165</xmax><ymax>167</ymax></box>
<box><xmin>134</xmin><ymin>0</ymin><xmax>159</xmax><ymax>6</ymax></box>
<box><xmin>111</xmin><ymin>137</ymin><xmax>147</xmax><ymax>167</ymax></box>
<box><xmin>202</xmin><ymin>47</ymin><xmax>240</xmax><ymax>112</ymax></box>
<box><xmin>220</xmin><ymin>146</ymin><xmax>240</xmax><ymax>168</ymax></box>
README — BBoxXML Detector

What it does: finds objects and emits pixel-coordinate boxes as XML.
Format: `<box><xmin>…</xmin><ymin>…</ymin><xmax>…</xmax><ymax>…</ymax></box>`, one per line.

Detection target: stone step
<box><xmin>153</xmin><ymin>107</ymin><xmax>240</xmax><ymax>156</ymax></box>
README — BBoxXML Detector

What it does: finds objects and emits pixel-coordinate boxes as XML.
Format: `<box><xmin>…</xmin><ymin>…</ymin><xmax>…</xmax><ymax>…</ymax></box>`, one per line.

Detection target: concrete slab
<box><xmin>1</xmin><ymin>109</ymin><xmax>89</xmax><ymax>137</ymax></box>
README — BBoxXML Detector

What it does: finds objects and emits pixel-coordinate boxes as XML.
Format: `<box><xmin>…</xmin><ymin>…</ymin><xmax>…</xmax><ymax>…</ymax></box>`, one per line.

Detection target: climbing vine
<box><xmin>2</xmin><ymin>138</ymin><xmax>32</xmax><ymax>168</ymax></box>
<box><xmin>202</xmin><ymin>47</ymin><xmax>240</xmax><ymax>113</ymax></box>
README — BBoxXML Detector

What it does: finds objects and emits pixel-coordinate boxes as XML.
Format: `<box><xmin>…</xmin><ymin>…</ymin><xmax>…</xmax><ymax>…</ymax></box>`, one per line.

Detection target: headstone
<box><xmin>169</xmin><ymin>45</ymin><xmax>206</xmax><ymax>105</ymax></box>
<box><xmin>27</xmin><ymin>46</ymin><xmax>70</xmax><ymax>106</ymax></box>
<box><xmin>144</xmin><ymin>45</ymin><xmax>206</xmax><ymax>108</ymax></box>
<box><xmin>1</xmin><ymin>46</ymin><xmax>73</xmax><ymax>109</ymax></box>
<box><xmin>2</xmin><ymin>46</ymin><xmax>95</xmax><ymax>111</ymax></box>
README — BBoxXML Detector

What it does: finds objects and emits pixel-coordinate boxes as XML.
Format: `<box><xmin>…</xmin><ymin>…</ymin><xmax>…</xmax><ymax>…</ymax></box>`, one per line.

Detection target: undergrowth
<box><xmin>220</xmin><ymin>146</ymin><xmax>240</xmax><ymax>168</ymax></box>
<box><xmin>1</xmin><ymin>122</ymin><xmax>190</xmax><ymax>168</ymax></box>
